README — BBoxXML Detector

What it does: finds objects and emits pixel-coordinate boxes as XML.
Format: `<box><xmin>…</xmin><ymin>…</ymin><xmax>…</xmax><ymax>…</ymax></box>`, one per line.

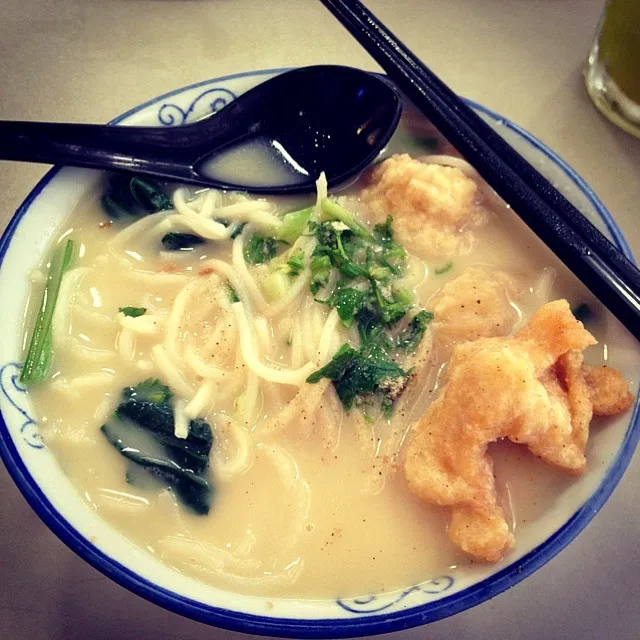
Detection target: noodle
<box><xmin>232</xmin><ymin>302</ymin><xmax>315</xmax><ymax>386</ymax></box>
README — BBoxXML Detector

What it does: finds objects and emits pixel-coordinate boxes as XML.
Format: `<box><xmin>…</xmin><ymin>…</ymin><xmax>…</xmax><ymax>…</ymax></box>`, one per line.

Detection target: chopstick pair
<box><xmin>319</xmin><ymin>0</ymin><xmax>640</xmax><ymax>342</ymax></box>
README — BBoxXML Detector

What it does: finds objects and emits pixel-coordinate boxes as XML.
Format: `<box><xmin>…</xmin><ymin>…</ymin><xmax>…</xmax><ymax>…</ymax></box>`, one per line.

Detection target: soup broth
<box><xmin>23</xmin><ymin>119</ymin><xmax>613</xmax><ymax>598</ymax></box>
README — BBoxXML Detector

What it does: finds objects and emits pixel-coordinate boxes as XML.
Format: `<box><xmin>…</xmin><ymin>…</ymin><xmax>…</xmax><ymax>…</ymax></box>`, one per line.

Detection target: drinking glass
<box><xmin>584</xmin><ymin>0</ymin><xmax>640</xmax><ymax>137</ymax></box>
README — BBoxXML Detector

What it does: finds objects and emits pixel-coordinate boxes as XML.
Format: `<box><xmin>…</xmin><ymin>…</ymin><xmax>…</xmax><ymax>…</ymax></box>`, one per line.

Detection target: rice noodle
<box><xmin>317</xmin><ymin>308</ymin><xmax>340</xmax><ymax>364</ymax></box>
<box><xmin>118</xmin><ymin>313</ymin><xmax>165</xmax><ymax>335</ymax></box>
<box><xmin>52</xmin><ymin>267</ymin><xmax>90</xmax><ymax>348</ymax></box>
<box><xmin>164</xmin><ymin>278</ymin><xmax>204</xmax><ymax>358</ymax></box>
<box><xmin>184</xmin><ymin>344</ymin><xmax>228</xmax><ymax>380</ymax></box>
<box><xmin>213</xmin><ymin>414</ymin><xmax>254</xmax><ymax>481</ymax></box>
<box><xmin>203</xmin><ymin>259</ymin><xmax>252</xmax><ymax>311</ymax></box>
<box><xmin>184</xmin><ymin>379</ymin><xmax>217</xmax><ymax>419</ymax></box>
<box><xmin>151</xmin><ymin>344</ymin><xmax>194</xmax><ymax>400</ymax></box>
<box><xmin>109</xmin><ymin>212</ymin><xmax>170</xmax><ymax>252</ymax></box>
<box><xmin>173</xmin><ymin>398</ymin><xmax>190</xmax><ymax>439</ymax></box>
<box><xmin>172</xmin><ymin>189</ymin><xmax>231</xmax><ymax>240</ymax></box>
<box><xmin>116</xmin><ymin>328</ymin><xmax>136</xmax><ymax>362</ymax></box>
<box><xmin>232</xmin><ymin>229</ymin><xmax>269</xmax><ymax>313</ymax></box>
<box><xmin>210</xmin><ymin>200</ymin><xmax>282</xmax><ymax>234</ymax></box>
<box><xmin>260</xmin><ymin>378</ymin><xmax>331</xmax><ymax>435</ymax></box>
<box><xmin>232</xmin><ymin>302</ymin><xmax>315</xmax><ymax>386</ymax></box>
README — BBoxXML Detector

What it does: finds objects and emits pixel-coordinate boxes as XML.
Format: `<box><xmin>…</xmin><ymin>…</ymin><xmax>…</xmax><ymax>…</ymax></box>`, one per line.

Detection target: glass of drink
<box><xmin>584</xmin><ymin>0</ymin><xmax>640</xmax><ymax>137</ymax></box>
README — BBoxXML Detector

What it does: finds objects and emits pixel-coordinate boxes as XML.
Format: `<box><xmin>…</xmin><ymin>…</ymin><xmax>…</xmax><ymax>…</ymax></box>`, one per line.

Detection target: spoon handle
<box><xmin>0</xmin><ymin>120</ymin><xmax>191</xmax><ymax>178</ymax></box>
<box><xmin>0</xmin><ymin>109</ymin><xmax>249</xmax><ymax>183</ymax></box>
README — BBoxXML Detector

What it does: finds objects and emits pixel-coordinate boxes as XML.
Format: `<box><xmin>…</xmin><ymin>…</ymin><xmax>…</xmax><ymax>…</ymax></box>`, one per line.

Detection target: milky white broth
<box><xmin>22</xmin><ymin>121</ymin><xmax>610</xmax><ymax>599</ymax></box>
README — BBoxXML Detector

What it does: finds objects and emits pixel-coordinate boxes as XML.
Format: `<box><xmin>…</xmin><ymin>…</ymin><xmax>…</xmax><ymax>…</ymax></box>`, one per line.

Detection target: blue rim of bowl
<box><xmin>0</xmin><ymin>68</ymin><xmax>638</xmax><ymax>639</ymax></box>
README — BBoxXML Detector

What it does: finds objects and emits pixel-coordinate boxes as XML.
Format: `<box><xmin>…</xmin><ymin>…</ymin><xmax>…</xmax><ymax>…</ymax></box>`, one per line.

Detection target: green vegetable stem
<box><xmin>21</xmin><ymin>239</ymin><xmax>74</xmax><ymax>385</ymax></box>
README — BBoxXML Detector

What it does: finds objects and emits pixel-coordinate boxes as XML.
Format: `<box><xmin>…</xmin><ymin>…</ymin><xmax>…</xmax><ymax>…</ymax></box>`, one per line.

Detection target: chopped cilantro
<box><xmin>310</xmin><ymin>255</ymin><xmax>332</xmax><ymax>294</ymax></box>
<box><xmin>243</xmin><ymin>234</ymin><xmax>278</xmax><ymax>264</ymax></box>
<box><xmin>119</xmin><ymin>306</ymin><xmax>147</xmax><ymax>318</ymax></box>
<box><xmin>286</xmin><ymin>250</ymin><xmax>306</xmax><ymax>277</ymax></box>
<box><xmin>307</xmin><ymin>342</ymin><xmax>408</xmax><ymax>411</ymax></box>
<box><xmin>397</xmin><ymin>310</ymin><xmax>434</xmax><ymax>351</ymax></box>
<box><xmin>434</xmin><ymin>262</ymin><xmax>453</xmax><ymax>275</ymax></box>
<box><xmin>226</xmin><ymin>283</ymin><xmax>240</xmax><ymax>303</ymax></box>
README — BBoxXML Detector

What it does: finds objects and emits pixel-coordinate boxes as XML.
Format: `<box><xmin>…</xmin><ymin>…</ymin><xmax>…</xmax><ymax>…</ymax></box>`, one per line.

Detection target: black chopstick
<box><xmin>319</xmin><ymin>0</ymin><xmax>640</xmax><ymax>342</ymax></box>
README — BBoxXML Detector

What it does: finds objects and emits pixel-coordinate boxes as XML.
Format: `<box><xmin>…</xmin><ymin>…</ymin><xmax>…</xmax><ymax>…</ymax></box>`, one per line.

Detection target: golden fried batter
<box><xmin>360</xmin><ymin>154</ymin><xmax>488</xmax><ymax>257</ymax></box>
<box><xmin>403</xmin><ymin>300</ymin><xmax>634</xmax><ymax>563</ymax></box>
<box><xmin>585</xmin><ymin>365</ymin><xmax>634</xmax><ymax>416</ymax></box>
<box><xmin>431</xmin><ymin>267</ymin><xmax>520</xmax><ymax>346</ymax></box>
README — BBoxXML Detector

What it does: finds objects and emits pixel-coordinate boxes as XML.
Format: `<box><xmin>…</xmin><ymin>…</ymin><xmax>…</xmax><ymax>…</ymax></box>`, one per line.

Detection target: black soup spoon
<box><xmin>0</xmin><ymin>65</ymin><xmax>402</xmax><ymax>194</ymax></box>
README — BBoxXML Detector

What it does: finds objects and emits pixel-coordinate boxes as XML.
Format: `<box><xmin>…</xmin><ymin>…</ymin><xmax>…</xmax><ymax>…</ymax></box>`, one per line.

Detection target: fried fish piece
<box><xmin>403</xmin><ymin>300</ymin><xmax>633</xmax><ymax>562</ymax></box>
<box><xmin>431</xmin><ymin>266</ymin><xmax>520</xmax><ymax>346</ymax></box>
<box><xmin>360</xmin><ymin>154</ymin><xmax>488</xmax><ymax>257</ymax></box>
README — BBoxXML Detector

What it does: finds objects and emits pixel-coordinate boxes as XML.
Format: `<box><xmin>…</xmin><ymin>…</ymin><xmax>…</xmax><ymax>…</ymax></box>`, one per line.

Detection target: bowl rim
<box><xmin>0</xmin><ymin>67</ymin><xmax>638</xmax><ymax>639</ymax></box>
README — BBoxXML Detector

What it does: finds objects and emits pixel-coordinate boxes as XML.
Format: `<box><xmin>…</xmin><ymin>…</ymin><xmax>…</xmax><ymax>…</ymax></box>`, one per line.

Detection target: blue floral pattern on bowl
<box><xmin>0</xmin><ymin>362</ymin><xmax>42</xmax><ymax>449</ymax></box>
<box><xmin>337</xmin><ymin>576</ymin><xmax>455</xmax><ymax>614</ymax></box>
<box><xmin>157</xmin><ymin>87</ymin><xmax>237</xmax><ymax>126</ymax></box>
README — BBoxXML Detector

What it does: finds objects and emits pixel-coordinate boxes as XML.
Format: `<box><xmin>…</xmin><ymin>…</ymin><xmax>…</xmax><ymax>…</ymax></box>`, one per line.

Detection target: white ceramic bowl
<box><xmin>0</xmin><ymin>68</ymin><xmax>638</xmax><ymax>638</ymax></box>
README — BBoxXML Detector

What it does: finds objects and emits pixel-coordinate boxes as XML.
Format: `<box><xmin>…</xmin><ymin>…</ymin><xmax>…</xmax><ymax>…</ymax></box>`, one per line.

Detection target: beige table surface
<box><xmin>2</xmin><ymin>1</ymin><xmax>640</xmax><ymax>639</ymax></box>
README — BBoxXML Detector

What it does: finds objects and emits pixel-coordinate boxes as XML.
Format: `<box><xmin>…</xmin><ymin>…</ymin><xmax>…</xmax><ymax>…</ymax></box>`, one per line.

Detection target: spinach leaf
<box><xmin>129</xmin><ymin>177</ymin><xmax>172</xmax><ymax>212</ymax></box>
<box><xmin>161</xmin><ymin>232</ymin><xmax>205</xmax><ymax>251</ymax></box>
<box><xmin>101</xmin><ymin>174</ymin><xmax>171</xmax><ymax>218</ymax></box>
<box><xmin>102</xmin><ymin>379</ymin><xmax>214</xmax><ymax>514</ymax></box>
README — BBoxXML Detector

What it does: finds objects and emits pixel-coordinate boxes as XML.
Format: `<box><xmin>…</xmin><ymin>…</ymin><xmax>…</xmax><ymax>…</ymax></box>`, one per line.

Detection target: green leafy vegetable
<box><xmin>393</xmin><ymin>287</ymin><xmax>414</xmax><ymax>306</ymax></box>
<box><xmin>434</xmin><ymin>262</ymin><xmax>453</xmax><ymax>275</ymax></box>
<box><xmin>397</xmin><ymin>310</ymin><xmax>434</xmax><ymax>351</ymax></box>
<box><xmin>320</xmin><ymin>198</ymin><xmax>373</xmax><ymax>238</ymax></box>
<box><xmin>21</xmin><ymin>239</ymin><xmax>74</xmax><ymax>385</ymax></box>
<box><xmin>323</xmin><ymin>286</ymin><xmax>367</xmax><ymax>329</ymax></box>
<box><xmin>226</xmin><ymin>283</ymin><xmax>240</xmax><ymax>303</ymax></box>
<box><xmin>372</xmin><ymin>281</ymin><xmax>411</xmax><ymax>324</ymax></box>
<box><xmin>161</xmin><ymin>232</ymin><xmax>205</xmax><ymax>251</ymax></box>
<box><xmin>307</xmin><ymin>342</ymin><xmax>408</xmax><ymax>411</ymax></box>
<box><xmin>306</xmin><ymin>208</ymin><xmax>420</xmax><ymax>414</ymax></box>
<box><xmin>102</xmin><ymin>419</ymin><xmax>211</xmax><ymax>514</ymax></box>
<box><xmin>277</xmin><ymin>206</ymin><xmax>314</xmax><ymax>243</ymax></box>
<box><xmin>119</xmin><ymin>306</ymin><xmax>146</xmax><ymax>318</ymax></box>
<box><xmin>286</xmin><ymin>250</ymin><xmax>306</xmax><ymax>277</ymax></box>
<box><xmin>310</xmin><ymin>255</ymin><xmax>332</xmax><ymax>294</ymax></box>
<box><xmin>125</xmin><ymin>378</ymin><xmax>172</xmax><ymax>404</ymax></box>
<box><xmin>101</xmin><ymin>174</ymin><xmax>171</xmax><ymax>218</ymax></box>
<box><xmin>312</xmin><ymin>221</ymin><xmax>367</xmax><ymax>281</ymax></box>
<box><xmin>262</xmin><ymin>271</ymin><xmax>290</xmax><ymax>302</ymax></box>
<box><xmin>230</xmin><ymin>223</ymin><xmax>246</xmax><ymax>240</ymax></box>
<box><xmin>243</xmin><ymin>234</ymin><xmax>278</xmax><ymax>264</ymax></box>
<box><xmin>129</xmin><ymin>177</ymin><xmax>172</xmax><ymax>212</ymax></box>
<box><xmin>101</xmin><ymin>379</ymin><xmax>214</xmax><ymax>514</ymax></box>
